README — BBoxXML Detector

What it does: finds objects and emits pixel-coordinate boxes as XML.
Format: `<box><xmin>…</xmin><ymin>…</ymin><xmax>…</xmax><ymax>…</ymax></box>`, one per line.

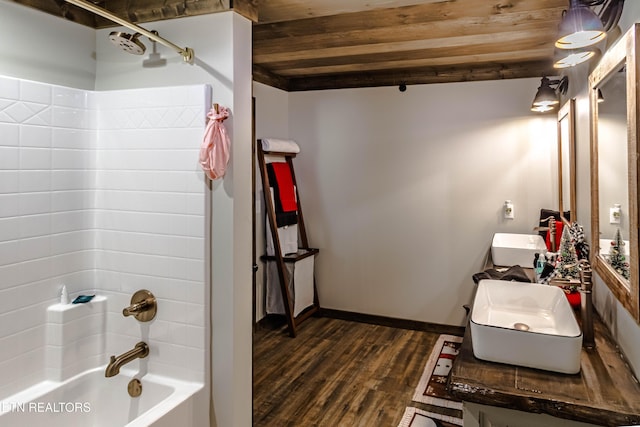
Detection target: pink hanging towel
<box><xmin>199</xmin><ymin>104</ymin><xmax>230</xmax><ymax>180</ymax></box>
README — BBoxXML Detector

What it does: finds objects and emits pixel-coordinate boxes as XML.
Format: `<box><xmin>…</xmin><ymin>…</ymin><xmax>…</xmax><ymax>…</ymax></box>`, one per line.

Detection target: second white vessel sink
<box><xmin>470</xmin><ymin>279</ymin><xmax>582</xmax><ymax>374</ymax></box>
<box><xmin>599</xmin><ymin>238</ymin><xmax>630</xmax><ymax>257</ymax></box>
<box><xmin>491</xmin><ymin>233</ymin><xmax>547</xmax><ymax>267</ymax></box>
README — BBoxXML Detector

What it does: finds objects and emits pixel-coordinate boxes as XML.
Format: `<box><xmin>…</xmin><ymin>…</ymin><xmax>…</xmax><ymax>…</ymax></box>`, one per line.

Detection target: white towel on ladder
<box><xmin>266</xmin><ymin>224</ymin><xmax>298</xmax><ymax>256</ymax></box>
<box><xmin>261</xmin><ymin>138</ymin><xmax>300</xmax><ymax>153</ymax></box>
<box><xmin>292</xmin><ymin>256</ymin><xmax>314</xmax><ymax>316</ymax></box>
<box><xmin>265</xmin><ymin>256</ymin><xmax>315</xmax><ymax>317</ymax></box>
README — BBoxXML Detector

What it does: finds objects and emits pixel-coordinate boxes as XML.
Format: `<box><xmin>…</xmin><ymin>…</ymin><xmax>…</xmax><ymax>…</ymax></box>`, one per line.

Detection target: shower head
<box><xmin>108</xmin><ymin>31</ymin><xmax>146</xmax><ymax>55</ymax></box>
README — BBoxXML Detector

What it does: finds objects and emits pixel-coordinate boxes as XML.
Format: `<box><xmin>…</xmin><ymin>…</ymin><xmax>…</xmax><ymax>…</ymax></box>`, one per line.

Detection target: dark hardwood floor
<box><xmin>253</xmin><ymin>316</ymin><xmax>463</xmax><ymax>426</ymax></box>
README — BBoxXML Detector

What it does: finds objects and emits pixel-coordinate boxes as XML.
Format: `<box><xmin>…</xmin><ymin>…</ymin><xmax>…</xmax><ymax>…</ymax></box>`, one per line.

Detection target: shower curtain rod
<box><xmin>63</xmin><ymin>0</ymin><xmax>195</xmax><ymax>64</ymax></box>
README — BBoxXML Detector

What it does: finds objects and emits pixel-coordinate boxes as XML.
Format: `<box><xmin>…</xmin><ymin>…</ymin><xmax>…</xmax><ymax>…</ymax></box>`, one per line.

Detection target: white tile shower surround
<box><xmin>0</xmin><ymin>76</ymin><xmax>207</xmax><ymax>399</ymax></box>
<box><xmin>46</xmin><ymin>296</ymin><xmax>108</xmax><ymax>381</ymax></box>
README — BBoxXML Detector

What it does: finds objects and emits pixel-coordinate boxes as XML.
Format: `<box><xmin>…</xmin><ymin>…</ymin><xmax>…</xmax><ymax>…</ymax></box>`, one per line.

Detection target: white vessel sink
<box><xmin>599</xmin><ymin>238</ymin><xmax>630</xmax><ymax>257</ymax></box>
<box><xmin>470</xmin><ymin>280</ymin><xmax>582</xmax><ymax>374</ymax></box>
<box><xmin>491</xmin><ymin>233</ymin><xmax>547</xmax><ymax>267</ymax></box>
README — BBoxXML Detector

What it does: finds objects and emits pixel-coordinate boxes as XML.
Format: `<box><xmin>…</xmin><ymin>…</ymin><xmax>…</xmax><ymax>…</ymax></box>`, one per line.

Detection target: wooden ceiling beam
<box><xmin>253</xmin><ymin>64</ymin><xmax>290</xmax><ymax>91</ymax></box>
<box><xmin>255</xmin><ymin>9</ymin><xmax>563</xmax><ymax>52</ymax></box>
<box><xmin>282</xmin><ymin>60</ymin><xmax>556</xmax><ymax>91</ymax></box>
<box><xmin>253</xmin><ymin>0</ymin><xmax>565</xmax><ymax>39</ymax></box>
<box><xmin>230</xmin><ymin>0</ymin><xmax>258</xmax><ymax>22</ymax></box>
<box><xmin>254</xmin><ymin>15</ymin><xmax>561</xmax><ymax>62</ymax></box>
<box><xmin>273</xmin><ymin>48</ymin><xmax>553</xmax><ymax>77</ymax></box>
<box><xmin>254</xmin><ymin>28</ymin><xmax>558</xmax><ymax>64</ymax></box>
<box><xmin>257</xmin><ymin>0</ymin><xmax>445</xmax><ymax>24</ymax></box>
<box><xmin>264</xmin><ymin>37</ymin><xmax>552</xmax><ymax>74</ymax></box>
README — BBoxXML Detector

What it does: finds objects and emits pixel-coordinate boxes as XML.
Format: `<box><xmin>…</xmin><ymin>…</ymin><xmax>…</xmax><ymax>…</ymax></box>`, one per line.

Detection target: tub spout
<box><xmin>105</xmin><ymin>342</ymin><xmax>149</xmax><ymax>377</ymax></box>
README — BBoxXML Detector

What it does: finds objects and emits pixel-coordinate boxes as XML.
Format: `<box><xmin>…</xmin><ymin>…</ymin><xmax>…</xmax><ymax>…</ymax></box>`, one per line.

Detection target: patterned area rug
<box><xmin>412</xmin><ymin>334</ymin><xmax>463</xmax><ymax>410</ymax></box>
<box><xmin>397</xmin><ymin>407</ymin><xmax>463</xmax><ymax>427</ymax></box>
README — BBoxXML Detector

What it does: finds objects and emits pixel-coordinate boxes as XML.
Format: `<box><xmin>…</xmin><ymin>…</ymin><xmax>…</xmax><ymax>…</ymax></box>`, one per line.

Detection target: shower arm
<box><xmin>63</xmin><ymin>0</ymin><xmax>195</xmax><ymax>64</ymax></box>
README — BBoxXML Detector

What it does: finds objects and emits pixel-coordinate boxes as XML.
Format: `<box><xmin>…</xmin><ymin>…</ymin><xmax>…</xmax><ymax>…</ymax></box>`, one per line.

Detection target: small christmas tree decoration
<box><xmin>553</xmin><ymin>226</ymin><xmax>581</xmax><ymax>287</ymax></box>
<box><xmin>607</xmin><ymin>228</ymin><xmax>630</xmax><ymax>280</ymax></box>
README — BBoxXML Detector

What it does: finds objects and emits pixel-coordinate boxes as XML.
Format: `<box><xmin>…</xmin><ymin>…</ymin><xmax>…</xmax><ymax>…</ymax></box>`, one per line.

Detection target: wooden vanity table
<box><xmin>450</xmin><ymin>311</ymin><xmax>640</xmax><ymax>426</ymax></box>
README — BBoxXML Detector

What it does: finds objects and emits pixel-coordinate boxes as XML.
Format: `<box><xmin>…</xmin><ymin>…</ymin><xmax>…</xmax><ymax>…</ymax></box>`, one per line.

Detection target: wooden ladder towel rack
<box><xmin>257</xmin><ymin>140</ymin><xmax>320</xmax><ymax>337</ymax></box>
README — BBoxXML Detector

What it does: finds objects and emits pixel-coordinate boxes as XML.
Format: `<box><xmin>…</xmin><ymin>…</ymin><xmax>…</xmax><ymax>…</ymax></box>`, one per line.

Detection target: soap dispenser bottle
<box><xmin>535</xmin><ymin>253</ymin><xmax>546</xmax><ymax>276</ymax></box>
<box><xmin>60</xmin><ymin>285</ymin><xmax>69</xmax><ymax>305</ymax></box>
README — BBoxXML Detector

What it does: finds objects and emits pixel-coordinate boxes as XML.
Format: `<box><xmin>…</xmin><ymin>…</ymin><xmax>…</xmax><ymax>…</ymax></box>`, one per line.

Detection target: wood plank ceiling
<box><xmin>11</xmin><ymin>0</ymin><xmax>568</xmax><ymax>91</ymax></box>
<box><xmin>253</xmin><ymin>0</ymin><xmax>568</xmax><ymax>91</ymax></box>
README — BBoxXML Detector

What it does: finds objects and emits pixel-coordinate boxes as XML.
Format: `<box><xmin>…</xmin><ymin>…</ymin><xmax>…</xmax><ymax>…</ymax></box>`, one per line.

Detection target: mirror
<box><xmin>598</xmin><ymin>66</ymin><xmax>629</xmax><ymax>277</ymax></box>
<box><xmin>589</xmin><ymin>24</ymin><xmax>640</xmax><ymax>323</ymax></box>
<box><xmin>558</xmin><ymin>98</ymin><xmax>576</xmax><ymax>224</ymax></box>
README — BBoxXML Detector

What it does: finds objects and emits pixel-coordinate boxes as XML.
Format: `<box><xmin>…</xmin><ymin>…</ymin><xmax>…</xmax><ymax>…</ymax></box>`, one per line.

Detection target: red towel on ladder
<box><xmin>271</xmin><ymin>163</ymin><xmax>297</xmax><ymax>212</ymax></box>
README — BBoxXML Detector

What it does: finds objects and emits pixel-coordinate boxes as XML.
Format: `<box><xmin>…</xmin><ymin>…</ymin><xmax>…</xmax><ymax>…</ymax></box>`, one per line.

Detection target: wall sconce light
<box><xmin>555</xmin><ymin>0</ymin><xmax>606</xmax><ymax>50</ymax></box>
<box><xmin>531</xmin><ymin>76</ymin><xmax>569</xmax><ymax>113</ymax></box>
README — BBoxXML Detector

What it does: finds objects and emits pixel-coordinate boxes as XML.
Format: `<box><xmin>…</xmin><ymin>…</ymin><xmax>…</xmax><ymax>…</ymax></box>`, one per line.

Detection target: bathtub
<box><xmin>0</xmin><ymin>367</ymin><xmax>204</xmax><ymax>427</ymax></box>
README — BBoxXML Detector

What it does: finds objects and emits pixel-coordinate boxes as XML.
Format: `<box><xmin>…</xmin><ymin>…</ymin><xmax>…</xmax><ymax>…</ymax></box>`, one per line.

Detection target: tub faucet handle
<box><xmin>123</xmin><ymin>299</ymin><xmax>150</xmax><ymax>316</ymax></box>
<box><xmin>122</xmin><ymin>290</ymin><xmax>157</xmax><ymax>322</ymax></box>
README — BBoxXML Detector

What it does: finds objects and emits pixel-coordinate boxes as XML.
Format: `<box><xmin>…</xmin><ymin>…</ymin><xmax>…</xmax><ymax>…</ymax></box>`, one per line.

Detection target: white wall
<box><xmin>253</xmin><ymin>79</ymin><xmax>557</xmax><ymax>326</ymax></box>
<box><xmin>215</xmin><ymin>13</ymin><xmax>253</xmax><ymax>427</ymax></box>
<box><xmin>0</xmin><ymin>0</ymin><xmax>96</xmax><ymax>89</ymax></box>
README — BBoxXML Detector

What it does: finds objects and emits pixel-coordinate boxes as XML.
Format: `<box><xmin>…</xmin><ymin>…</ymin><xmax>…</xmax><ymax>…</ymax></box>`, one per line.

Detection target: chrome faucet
<box><xmin>579</xmin><ymin>261</ymin><xmax>595</xmax><ymax>349</ymax></box>
<box><xmin>104</xmin><ymin>342</ymin><xmax>149</xmax><ymax>377</ymax></box>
